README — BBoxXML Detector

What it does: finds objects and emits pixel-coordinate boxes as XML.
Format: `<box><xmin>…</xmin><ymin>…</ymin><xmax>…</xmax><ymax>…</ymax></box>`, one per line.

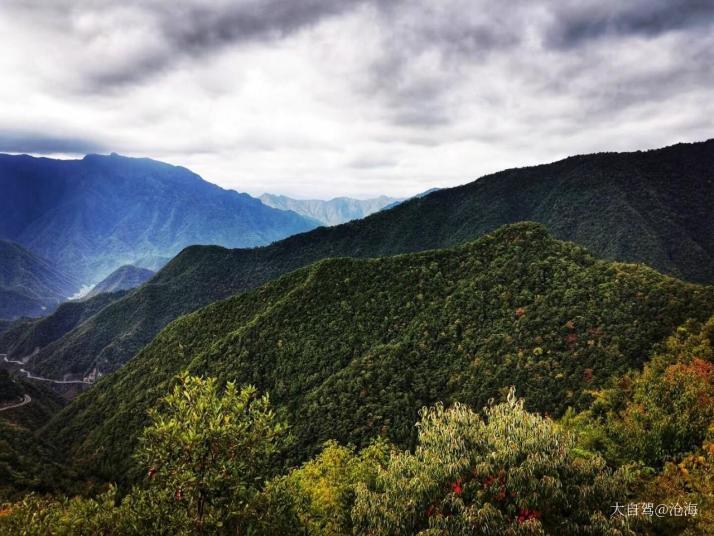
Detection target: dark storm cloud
<box><xmin>161</xmin><ymin>0</ymin><xmax>380</xmax><ymax>53</ymax></box>
<box><xmin>357</xmin><ymin>0</ymin><xmax>714</xmax><ymax>131</ymax></box>
<box><xmin>0</xmin><ymin>131</ymin><xmax>106</xmax><ymax>154</ymax></box>
<box><xmin>548</xmin><ymin>0</ymin><xmax>714</xmax><ymax>49</ymax></box>
<box><xmin>88</xmin><ymin>0</ymin><xmax>398</xmax><ymax>88</ymax></box>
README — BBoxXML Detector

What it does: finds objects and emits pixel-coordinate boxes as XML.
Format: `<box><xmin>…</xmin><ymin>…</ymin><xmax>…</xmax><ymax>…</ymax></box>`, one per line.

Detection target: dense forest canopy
<box><xmin>43</xmin><ymin>223</ymin><xmax>714</xmax><ymax>486</ymax></box>
<box><xmin>1</xmin><ymin>223</ymin><xmax>713</xmax><ymax>534</ymax></box>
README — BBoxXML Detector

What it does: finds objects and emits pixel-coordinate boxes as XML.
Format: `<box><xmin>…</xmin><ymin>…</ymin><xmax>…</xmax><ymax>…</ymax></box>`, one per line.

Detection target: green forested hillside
<box><xmin>46</xmin><ymin>223</ymin><xmax>714</xmax><ymax>484</ymax></box>
<box><xmin>21</xmin><ymin>140</ymin><xmax>714</xmax><ymax>378</ymax></box>
<box><xmin>0</xmin><ymin>370</ymin><xmax>22</xmax><ymax>403</ymax></box>
<box><xmin>0</xmin><ymin>373</ymin><xmax>76</xmax><ymax>501</ymax></box>
<box><xmin>0</xmin><ymin>290</ymin><xmax>126</xmax><ymax>361</ymax></box>
<box><xmin>0</xmin><ymin>419</ymin><xmax>80</xmax><ymax>501</ymax></box>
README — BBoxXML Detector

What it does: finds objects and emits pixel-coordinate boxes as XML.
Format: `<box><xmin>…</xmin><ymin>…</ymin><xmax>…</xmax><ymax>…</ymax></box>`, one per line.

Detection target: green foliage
<box><xmin>1</xmin><ymin>374</ymin><xmax>288</xmax><ymax>535</ymax></box>
<box><xmin>0</xmin><ymin>375</ymin><xmax>76</xmax><ymax>501</ymax></box>
<box><xmin>2</xmin><ymin>378</ymin><xmax>645</xmax><ymax>535</ymax></box>
<box><xmin>135</xmin><ymin>373</ymin><xmax>288</xmax><ymax>535</ymax></box>
<box><xmin>1</xmin><ymin>378</ymin><xmax>66</xmax><ymax>432</ymax></box>
<box><xmin>0</xmin><ymin>419</ymin><xmax>80</xmax><ymax>501</ymax></box>
<box><xmin>257</xmin><ymin>439</ymin><xmax>392</xmax><ymax>535</ymax></box>
<box><xmin>0</xmin><ymin>370</ymin><xmax>22</xmax><ymax>403</ymax></box>
<box><xmin>0</xmin><ymin>487</ymin><xmax>135</xmax><ymax>536</ymax></box>
<box><xmin>353</xmin><ymin>389</ymin><xmax>639</xmax><ymax>535</ymax></box>
<box><xmin>640</xmin><ymin>433</ymin><xmax>714</xmax><ymax>536</ymax></box>
<box><xmin>571</xmin><ymin>316</ymin><xmax>714</xmax><ymax>468</ymax></box>
<box><xmin>46</xmin><ymin>224</ymin><xmax>714</xmax><ymax>483</ymax></box>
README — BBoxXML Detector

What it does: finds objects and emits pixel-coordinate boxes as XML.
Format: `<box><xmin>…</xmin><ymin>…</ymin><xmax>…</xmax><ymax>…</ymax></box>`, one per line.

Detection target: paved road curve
<box><xmin>2</xmin><ymin>355</ymin><xmax>90</xmax><ymax>385</ymax></box>
<box><xmin>0</xmin><ymin>393</ymin><xmax>31</xmax><ymax>412</ymax></box>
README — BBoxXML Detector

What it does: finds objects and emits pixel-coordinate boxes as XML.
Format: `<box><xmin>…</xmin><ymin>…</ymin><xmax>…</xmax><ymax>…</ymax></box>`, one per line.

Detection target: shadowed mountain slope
<box><xmin>0</xmin><ymin>240</ymin><xmax>78</xmax><ymax>320</ymax></box>
<box><xmin>0</xmin><ymin>152</ymin><xmax>317</xmax><ymax>286</ymax></box>
<box><xmin>0</xmin><ymin>290</ymin><xmax>127</xmax><ymax>361</ymax></box>
<box><xmin>85</xmin><ymin>265</ymin><xmax>154</xmax><ymax>299</ymax></box>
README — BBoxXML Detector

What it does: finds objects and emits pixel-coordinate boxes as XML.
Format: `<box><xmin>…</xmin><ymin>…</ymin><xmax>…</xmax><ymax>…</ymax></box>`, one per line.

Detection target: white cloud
<box><xmin>0</xmin><ymin>0</ymin><xmax>711</xmax><ymax>198</ymax></box>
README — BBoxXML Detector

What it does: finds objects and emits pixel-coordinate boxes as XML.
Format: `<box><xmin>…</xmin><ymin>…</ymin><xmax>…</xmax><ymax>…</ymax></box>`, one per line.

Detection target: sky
<box><xmin>0</xmin><ymin>0</ymin><xmax>712</xmax><ymax>199</ymax></box>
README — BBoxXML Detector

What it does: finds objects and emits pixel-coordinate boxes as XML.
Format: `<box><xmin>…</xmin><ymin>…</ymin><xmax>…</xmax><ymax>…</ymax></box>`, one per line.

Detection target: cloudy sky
<box><xmin>1</xmin><ymin>0</ymin><xmax>712</xmax><ymax>199</ymax></box>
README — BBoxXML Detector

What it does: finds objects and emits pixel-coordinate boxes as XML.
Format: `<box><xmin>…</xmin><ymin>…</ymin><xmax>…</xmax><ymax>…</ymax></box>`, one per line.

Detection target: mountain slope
<box><xmin>85</xmin><ymin>265</ymin><xmax>154</xmax><ymax>299</ymax></box>
<box><xmin>45</xmin><ymin>223</ymin><xmax>714</xmax><ymax>482</ymax></box>
<box><xmin>0</xmin><ymin>240</ymin><xmax>78</xmax><ymax>320</ymax></box>
<box><xmin>259</xmin><ymin>194</ymin><xmax>402</xmax><ymax>226</ymax></box>
<box><xmin>0</xmin><ymin>290</ymin><xmax>126</xmax><ymax>361</ymax></box>
<box><xmin>0</xmin><ymin>371</ymin><xmax>78</xmax><ymax>500</ymax></box>
<box><xmin>0</xmin><ymin>153</ymin><xmax>317</xmax><ymax>285</ymax></box>
<box><xmin>23</xmin><ymin>140</ymin><xmax>714</xmax><ymax>377</ymax></box>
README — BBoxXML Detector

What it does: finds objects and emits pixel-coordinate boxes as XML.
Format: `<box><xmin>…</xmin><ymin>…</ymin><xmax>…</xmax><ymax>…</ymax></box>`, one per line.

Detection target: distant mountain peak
<box><xmin>0</xmin><ymin>153</ymin><xmax>319</xmax><ymax>287</ymax></box>
<box><xmin>259</xmin><ymin>193</ymin><xmax>405</xmax><ymax>226</ymax></box>
<box><xmin>85</xmin><ymin>265</ymin><xmax>155</xmax><ymax>299</ymax></box>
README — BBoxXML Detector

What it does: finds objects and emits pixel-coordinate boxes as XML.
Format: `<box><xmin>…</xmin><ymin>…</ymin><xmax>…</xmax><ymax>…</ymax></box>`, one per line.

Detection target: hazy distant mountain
<box><xmin>259</xmin><ymin>193</ymin><xmax>403</xmax><ymax>226</ymax></box>
<box><xmin>0</xmin><ymin>240</ymin><xmax>77</xmax><ymax>320</ymax></box>
<box><xmin>85</xmin><ymin>265</ymin><xmax>154</xmax><ymax>299</ymax></box>
<box><xmin>0</xmin><ymin>153</ymin><xmax>318</xmax><ymax>286</ymax></box>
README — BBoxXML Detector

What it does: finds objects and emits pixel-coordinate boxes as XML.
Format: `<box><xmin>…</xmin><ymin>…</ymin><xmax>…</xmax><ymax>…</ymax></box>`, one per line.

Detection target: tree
<box><xmin>257</xmin><ymin>439</ymin><xmax>391</xmax><ymax>535</ymax></box>
<box><xmin>135</xmin><ymin>373</ymin><xmax>288</xmax><ymax>535</ymax></box>
<box><xmin>641</xmin><ymin>434</ymin><xmax>714</xmax><ymax>536</ymax></box>
<box><xmin>353</xmin><ymin>388</ymin><xmax>638</xmax><ymax>535</ymax></box>
<box><xmin>572</xmin><ymin>316</ymin><xmax>714</xmax><ymax>469</ymax></box>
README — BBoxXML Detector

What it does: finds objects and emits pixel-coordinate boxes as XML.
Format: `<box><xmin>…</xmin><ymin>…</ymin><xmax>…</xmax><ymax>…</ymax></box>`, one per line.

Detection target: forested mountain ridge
<box><xmin>18</xmin><ymin>139</ymin><xmax>714</xmax><ymax>378</ymax></box>
<box><xmin>45</xmin><ymin>223</ymin><xmax>714</xmax><ymax>483</ymax></box>
<box><xmin>0</xmin><ymin>240</ymin><xmax>78</xmax><ymax>320</ymax></box>
<box><xmin>0</xmin><ymin>152</ymin><xmax>317</xmax><ymax>285</ymax></box>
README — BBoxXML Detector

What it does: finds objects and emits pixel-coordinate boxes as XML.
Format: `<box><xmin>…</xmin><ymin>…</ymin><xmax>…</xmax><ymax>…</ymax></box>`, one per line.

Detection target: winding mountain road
<box><xmin>1</xmin><ymin>354</ymin><xmax>22</xmax><ymax>365</ymax></box>
<box><xmin>2</xmin><ymin>355</ymin><xmax>90</xmax><ymax>385</ymax></box>
<box><xmin>0</xmin><ymin>394</ymin><xmax>31</xmax><ymax>412</ymax></box>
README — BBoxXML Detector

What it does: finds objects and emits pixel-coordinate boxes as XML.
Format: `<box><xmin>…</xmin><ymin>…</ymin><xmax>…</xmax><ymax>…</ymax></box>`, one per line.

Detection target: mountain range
<box><xmin>0</xmin><ymin>240</ymin><xmax>78</xmax><ymax>320</ymax></box>
<box><xmin>45</xmin><ymin>223</ymin><xmax>714</xmax><ymax>483</ymax></box>
<box><xmin>10</xmin><ymin>139</ymin><xmax>714</xmax><ymax>379</ymax></box>
<box><xmin>0</xmin><ymin>153</ymin><xmax>318</xmax><ymax>287</ymax></box>
<box><xmin>259</xmin><ymin>194</ymin><xmax>403</xmax><ymax>226</ymax></box>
